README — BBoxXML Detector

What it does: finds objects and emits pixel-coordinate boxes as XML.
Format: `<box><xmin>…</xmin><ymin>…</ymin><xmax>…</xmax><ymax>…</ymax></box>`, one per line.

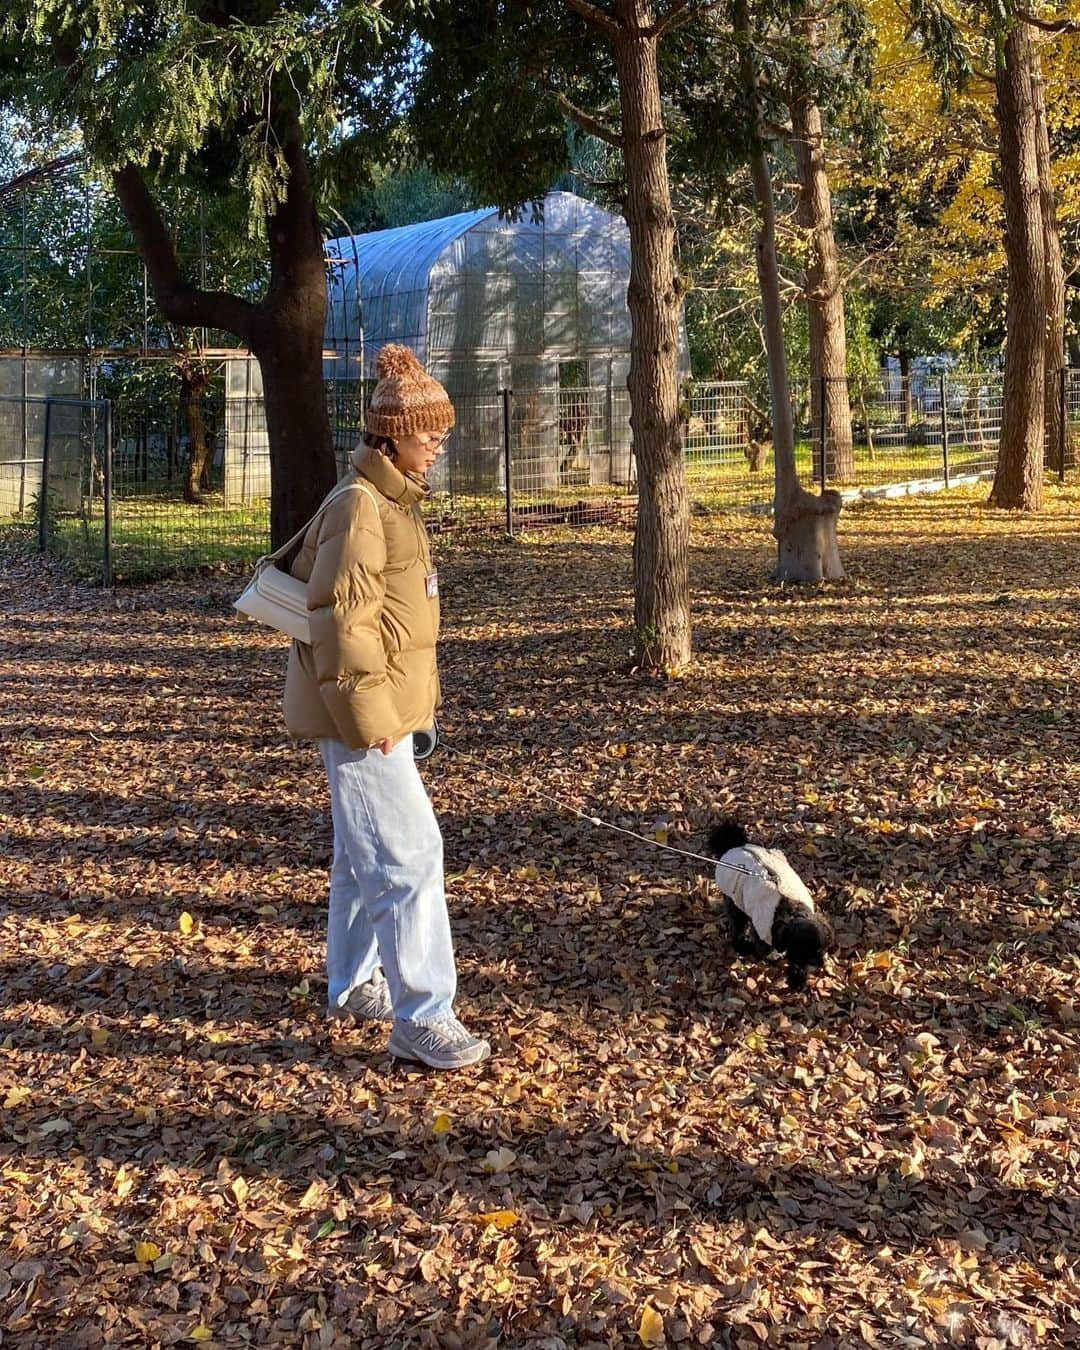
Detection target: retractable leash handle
<box><xmin>413</xmin><ymin>721</ymin><xmax>438</xmax><ymax>761</ymax></box>
<box><xmin>438</xmin><ymin>737</ymin><xmax>757</xmax><ymax>878</ymax></box>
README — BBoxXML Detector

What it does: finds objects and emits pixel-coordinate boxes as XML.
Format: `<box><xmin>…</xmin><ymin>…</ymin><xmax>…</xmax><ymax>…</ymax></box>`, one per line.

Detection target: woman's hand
<box><xmin>374</xmin><ymin>737</ymin><xmax>394</xmax><ymax>755</ymax></box>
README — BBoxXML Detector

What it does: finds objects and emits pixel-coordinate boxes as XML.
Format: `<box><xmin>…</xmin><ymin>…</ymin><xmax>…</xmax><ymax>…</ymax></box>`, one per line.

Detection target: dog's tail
<box><xmin>708</xmin><ymin>819</ymin><xmax>749</xmax><ymax>857</ymax></box>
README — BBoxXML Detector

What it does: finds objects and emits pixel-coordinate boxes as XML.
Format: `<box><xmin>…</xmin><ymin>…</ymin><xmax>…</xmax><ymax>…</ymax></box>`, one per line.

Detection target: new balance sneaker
<box><xmin>387</xmin><ymin>1014</ymin><xmax>491</xmax><ymax>1069</ymax></box>
<box><xmin>327</xmin><ymin>970</ymin><xmax>393</xmax><ymax>1023</ymax></box>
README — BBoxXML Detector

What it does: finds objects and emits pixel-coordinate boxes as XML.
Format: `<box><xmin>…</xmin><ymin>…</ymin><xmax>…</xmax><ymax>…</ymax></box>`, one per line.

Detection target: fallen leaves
<box><xmin>468</xmin><ymin>1209</ymin><xmax>520</xmax><ymax>1230</ymax></box>
<box><xmin>1</xmin><ymin>486</ymin><xmax>1079</xmax><ymax>1344</ymax></box>
<box><xmin>482</xmin><ymin>1147</ymin><xmax>517</xmax><ymax>1173</ymax></box>
<box><xmin>637</xmin><ymin>1302</ymin><xmax>665</xmax><ymax>1345</ymax></box>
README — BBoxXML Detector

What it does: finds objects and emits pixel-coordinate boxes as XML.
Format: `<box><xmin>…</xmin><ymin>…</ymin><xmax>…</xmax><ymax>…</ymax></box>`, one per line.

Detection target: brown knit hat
<box><xmin>366</xmin><ymin>344</ymin><xmax>455</xmax><ymax>438</ymax></box>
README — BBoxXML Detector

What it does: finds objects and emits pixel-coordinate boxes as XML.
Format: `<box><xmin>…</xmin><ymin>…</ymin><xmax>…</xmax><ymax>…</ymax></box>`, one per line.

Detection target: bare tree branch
<box><xmin>0</xmin><ymin>153</ymin><xmax>82</xmax><ymax>203</ymax></box>
<box><xmin>1018</xmin><ymin>8</ymin><xmax>1080</xmax><ymax>33</ymax></box>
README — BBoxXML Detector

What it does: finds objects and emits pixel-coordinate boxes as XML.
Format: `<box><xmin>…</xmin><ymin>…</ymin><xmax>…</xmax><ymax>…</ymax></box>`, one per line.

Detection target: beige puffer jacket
<box><xmin>283</xmin><ymin>444</ymin><xmax>440</xmax><ymax>750</ymax></box>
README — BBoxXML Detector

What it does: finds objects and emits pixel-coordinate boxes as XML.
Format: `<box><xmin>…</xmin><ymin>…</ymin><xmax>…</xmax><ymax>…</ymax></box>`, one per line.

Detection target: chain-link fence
<box><xmin>5</xmin><ymin>372</ymin><xmax>1077</xmax><ymax>583</ymax></box>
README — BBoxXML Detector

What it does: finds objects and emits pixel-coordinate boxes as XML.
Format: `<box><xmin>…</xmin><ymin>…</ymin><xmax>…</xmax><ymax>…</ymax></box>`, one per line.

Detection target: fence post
<box><xmin>103</xmin><ymin>401</ymin><xmax>114</xmax><ymax>587</ymax></box>
<box><xmin>940</xmin><ymin>374</ymin><xmax>950</xmax><ymax>489</ymax></box>
<box><xmin>501</xmin><ymin>387</ymin><xmax>514</xmax><ymax>536</ymax></box>
<box><xmin>37</xmin><ymin>397</ymin><xmax>53</xmax><ymax>553</ymax></box>
<box><xmin>818</xmin><ymin>373</ymin><xmax>828</xmax><ymax>492</ymax></box>
<box><xmin>1059</xmin><ymin>366</ymin><xmax>1068</xmax><ymax>485</ymax></box>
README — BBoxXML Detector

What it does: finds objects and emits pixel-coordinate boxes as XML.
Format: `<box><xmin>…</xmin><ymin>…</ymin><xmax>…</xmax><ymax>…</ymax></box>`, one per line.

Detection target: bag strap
<box><xmin>255</xmin><ymin>479</ymin><xmax>380</xmax><ymax>569</ymax></box>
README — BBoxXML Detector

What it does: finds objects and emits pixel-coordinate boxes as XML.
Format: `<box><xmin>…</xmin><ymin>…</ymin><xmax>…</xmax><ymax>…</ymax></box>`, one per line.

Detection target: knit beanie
<box><xmin>366</xmin><ymin>344</ymin><xmax>455</xmax><ymax>439</ymax></box>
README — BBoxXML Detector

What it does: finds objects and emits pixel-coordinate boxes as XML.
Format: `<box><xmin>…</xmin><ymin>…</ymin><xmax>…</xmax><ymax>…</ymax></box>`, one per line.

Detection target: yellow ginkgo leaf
<box><xmin>638</xmin><ymin>1303</ymin><xmax>666</xmax><ymax>1346</ymax></box>
<box><xmin>3</xmin><ymin>1085</ymin><xmax>31</xmax><ymax>1109</ymax></box>
<box><xmin>188</xmin><ymin>1327</ymin><xmax>214</xmax><ymax>1342</ymax></box>
<box><xmin>472</xmin><ymin>1209</ymin><xmax>519</xmax><ymax>1230</ymax></box>
<box><xmin>298</xmin><ymin>1180</ymin><xmax>322</xmax><ymax>1209</ymax></box>
<box><xmin>178</xmin><ymin>912</ymin><xmax>196</xmax><ymax>935</ymax></box>
<box><xmin>134</xmin><ymin>1241</ymin><xmax>161</xmax><ymax>1263</ymax></box>
<box><xmin>230</xmin><ymin>1176</ymin><xmax>249</xmax><ymax>1205</ymax></box>
<box><xmin>432</xmin><ymin>1112</ymin><xmax>452</xmax><ymax>1135</ymax></box>
<box><xmin>91</xmin><ymin>1027</ymin><xmax>110</xmax><ymax>1046</ymax></box>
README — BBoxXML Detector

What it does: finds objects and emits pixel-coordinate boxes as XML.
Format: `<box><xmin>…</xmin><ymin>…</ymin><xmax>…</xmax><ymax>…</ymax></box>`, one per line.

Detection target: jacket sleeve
<box><xmin>305</xmin><ymin>492</ymin><xmax>400</xmax><ymax>749</ymax></box>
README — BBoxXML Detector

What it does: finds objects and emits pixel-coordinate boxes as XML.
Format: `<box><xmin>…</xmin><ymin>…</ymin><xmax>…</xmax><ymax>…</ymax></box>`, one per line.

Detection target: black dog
<box><xmin>708</xmin><ymin>821</ymin><xmax>832</xmax><ymax>989</ymax></box>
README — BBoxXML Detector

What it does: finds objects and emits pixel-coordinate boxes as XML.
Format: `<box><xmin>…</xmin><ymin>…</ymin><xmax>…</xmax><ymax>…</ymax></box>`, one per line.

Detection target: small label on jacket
<box><xmin>425</xmin><ymin>571</ymin><xmax>439</xmax><ymax>599</ymax></box>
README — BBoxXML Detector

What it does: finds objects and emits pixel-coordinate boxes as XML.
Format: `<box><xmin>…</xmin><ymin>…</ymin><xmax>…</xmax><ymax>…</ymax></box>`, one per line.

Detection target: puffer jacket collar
<box><xmin>351</xmin><ymin>443</ymin><xmax>428</xmax><ymax>508</ymax></box>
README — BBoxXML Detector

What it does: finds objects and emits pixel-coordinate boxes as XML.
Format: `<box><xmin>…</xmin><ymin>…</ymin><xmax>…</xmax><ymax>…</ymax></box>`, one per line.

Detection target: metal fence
<box><xmin>809</xmin><ymin>370</ymin><xmax>1007</xmax><ymax>491</ymax></box>
<box><xmin>0</xmin><ymin>394</ymin><xmax>115</xmax><ymax>579</ymax></box>
<box><xmin>3</xmin><ymin>371</ymin><xmax>1077</xmax><ymax>583</ymax></box>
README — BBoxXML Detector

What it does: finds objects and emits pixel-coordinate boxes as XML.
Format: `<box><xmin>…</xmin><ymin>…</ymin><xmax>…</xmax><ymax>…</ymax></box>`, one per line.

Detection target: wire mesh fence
<box><xmin>106</xmin><ymin>396</ymin><xmax>268</xmax><ymax>577</ymax></box>
<box><xmin>0</xmin><ymin>394</ymin><xmax>113</xmax><ymax>577</ymax></box>
<box><xmin>1064</xmin><ymin>367</ymin><xmax>1080</xmax><ymax>473</ymax></box>
<box><xmin>4</xmin><ymin>371</ymin><xmax>1077</xmax><ymax>583</ymax></box>
<box><xmin>807</xmin><ymin>371</ymin><xmax>1008</xmax><ymax>492</ymax></box>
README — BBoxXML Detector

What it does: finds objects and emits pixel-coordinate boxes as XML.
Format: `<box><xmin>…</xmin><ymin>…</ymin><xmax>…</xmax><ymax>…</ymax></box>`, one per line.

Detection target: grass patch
<box><xmin>1</xmin><ymin>442</ymin><xmax>1054</xmax><ymax>581</ymax></box>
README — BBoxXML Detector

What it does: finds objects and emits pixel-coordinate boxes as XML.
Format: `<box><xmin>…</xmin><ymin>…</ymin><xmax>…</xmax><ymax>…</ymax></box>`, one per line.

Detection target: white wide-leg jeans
<box><xmin>319</xmin><ymin>735</ymin><xmax>457</xmax><ymax>1024</ymax></box>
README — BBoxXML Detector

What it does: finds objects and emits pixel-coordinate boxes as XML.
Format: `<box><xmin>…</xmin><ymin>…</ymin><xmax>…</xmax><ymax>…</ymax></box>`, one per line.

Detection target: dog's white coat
<box><xmin>714</xmin><ymin>845</ymin><xmax>816</xmax><ymax>944</ymax></box>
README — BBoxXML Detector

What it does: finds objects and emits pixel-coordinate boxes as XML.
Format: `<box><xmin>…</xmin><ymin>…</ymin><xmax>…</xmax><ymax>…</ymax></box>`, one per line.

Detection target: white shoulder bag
<box><xmin>234</xmin><ymin>479</ymin><xmax>380</xmax><ymax>644</ymax></box>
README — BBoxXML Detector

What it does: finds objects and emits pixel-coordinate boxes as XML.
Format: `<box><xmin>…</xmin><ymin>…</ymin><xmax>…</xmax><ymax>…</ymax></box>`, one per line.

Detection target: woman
<box><xmin>283</xmin><ymin>344</ymin><xmax>489</xmax><ymax>1070</ymax></box>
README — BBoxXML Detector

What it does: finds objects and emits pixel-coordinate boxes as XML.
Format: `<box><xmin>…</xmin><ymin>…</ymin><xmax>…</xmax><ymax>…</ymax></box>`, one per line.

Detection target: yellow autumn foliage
<box><xmin>867</xmin><ymin>0</ymin><xmax>1080</xmax><ymax>332</ymax></box>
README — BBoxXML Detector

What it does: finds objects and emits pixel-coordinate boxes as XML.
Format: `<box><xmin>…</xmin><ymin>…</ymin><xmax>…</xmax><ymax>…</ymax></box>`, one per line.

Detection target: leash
<box><xmin>438</xmin><ymin>737</ymin><xmax>758</xmax><ymax>879</ymax></box>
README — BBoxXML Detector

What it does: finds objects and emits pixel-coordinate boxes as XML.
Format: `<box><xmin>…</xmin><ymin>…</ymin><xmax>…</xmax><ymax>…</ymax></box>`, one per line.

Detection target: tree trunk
<box><xmin>113</xmin><ymin>115</ymin><xmax>335</xmax><ymax>544</ymax></box>
<box><xmin>735</xmin><ymin>0</ymin><xmax>842</xmax><ymax>582</ymax></box>
<box><xmin>180</xmin><ymin>365</ymin><xmax>213</xmax><ymax>504</ymax></box>
<box><xmin>254</xmin><ymin>321</ymin><xmax>336</xmax><ymax>545</ymax></box>
<box><xmin>990</xmin><ymin>22</ymin><xmax>1045</xmax><ymax>511</ymax></box>
<box><xmin>1031</xmin><ymin>42</ymin><xmax>1075</xmax><ymax>474</ymax></box>
<box><xmin>789</xmin><ymin>16</ymin><xmax>854</xmax><ymax>483</ymax></box>
<box><xmin>899</xmin><ymin>350</ymin><xmax>913</xmax><ymax>430</ymax></box>
<box><xmin>249</xmin><ymin>131</ymin><xmax>337</xmax><ymax>548</ymax></box>
<box><xmin>610</xmin><ymin>0</ymin><xmax>691</xmax><ymax>670</ymax></box>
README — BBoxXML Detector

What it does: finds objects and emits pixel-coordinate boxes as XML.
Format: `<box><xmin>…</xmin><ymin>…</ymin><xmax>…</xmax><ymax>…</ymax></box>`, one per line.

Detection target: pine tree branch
<box><xmin>549</xmin><ymin>88</ymin><xmax>625</xmax><ymax>147</ymax></box>
<box><xmin>648</xmin><ymin>0</ymin><xmax>721</xmax><ymax>41</ymax></box>
<box><xmin>563</xmin><ymin>0</ymin><xmax>624</xmax><ymax>42</ymax></box>
<box><xmin>113</xmin><ymin>164</ymin><xmax>258</xmax><ymax>342</ymax></box>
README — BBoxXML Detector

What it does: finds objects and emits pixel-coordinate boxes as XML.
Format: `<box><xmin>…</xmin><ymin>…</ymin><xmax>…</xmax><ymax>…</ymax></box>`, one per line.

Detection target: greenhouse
<box><xmin>315</xmin><ymin>190</ymin><xmax>689</xmax><ymax>494</ymax></box>
<box><xmin>323</xmin><ymin>189</ymin><xmax>687</xmax><ymax>391</ymax></box>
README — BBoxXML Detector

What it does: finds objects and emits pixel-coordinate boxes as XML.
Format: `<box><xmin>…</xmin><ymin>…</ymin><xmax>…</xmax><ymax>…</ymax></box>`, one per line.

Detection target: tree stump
<box><xmin>773</xmin><ymin>487</ymin><xmax>844</xmax><ymax>583</ymax></box>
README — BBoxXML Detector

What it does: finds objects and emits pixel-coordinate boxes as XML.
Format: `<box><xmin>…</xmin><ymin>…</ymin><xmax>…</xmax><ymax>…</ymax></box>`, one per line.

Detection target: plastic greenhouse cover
<box><xmin>323</xmin><ymin>192</ymin><xmax>661</xmax><ymax>383</ymax></box>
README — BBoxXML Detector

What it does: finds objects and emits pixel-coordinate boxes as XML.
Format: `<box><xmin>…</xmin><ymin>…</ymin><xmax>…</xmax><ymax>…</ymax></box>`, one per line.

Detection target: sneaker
<box><xmin>387</xmin><ymin>1014</ymin><xmax>491</xmax><ymax>1069</ymax></box>
<box><xmin>327</xmin><ymin>970</ymin><xmax>393</xmax><ymax>1023</ymax></box>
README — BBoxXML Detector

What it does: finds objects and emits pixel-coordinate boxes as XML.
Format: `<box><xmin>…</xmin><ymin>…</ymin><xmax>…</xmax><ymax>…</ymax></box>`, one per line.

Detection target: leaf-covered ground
<box><xmin>1</xmin><ymin>485</ymin><xmax>1078</xmax><ymax>1349</ymax></box>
